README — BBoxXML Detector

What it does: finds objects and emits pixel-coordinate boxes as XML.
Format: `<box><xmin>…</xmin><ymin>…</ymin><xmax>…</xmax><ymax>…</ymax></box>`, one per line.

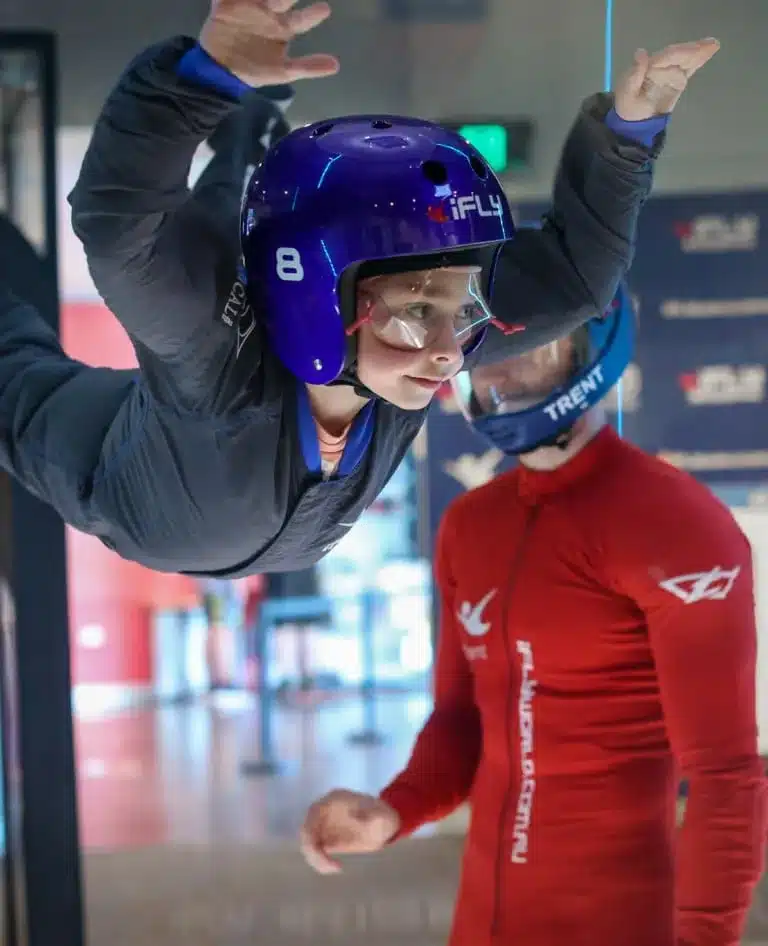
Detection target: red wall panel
<box><xmin>71</xmin><ymin>600</ymin><xmax>152</xmax><ymax>685</ymax></box>
<box><xmin>61</xmin><ymin>300</ymin><xmax>139</xmax><ymax>369</ymax></box>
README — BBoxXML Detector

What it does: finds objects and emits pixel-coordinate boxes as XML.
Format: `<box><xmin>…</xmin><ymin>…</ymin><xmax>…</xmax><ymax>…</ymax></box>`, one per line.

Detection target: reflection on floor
<box><xmin>75</xmin><ymin>690</ymin><xmax>432</xmax><ymax>850</ymax></box>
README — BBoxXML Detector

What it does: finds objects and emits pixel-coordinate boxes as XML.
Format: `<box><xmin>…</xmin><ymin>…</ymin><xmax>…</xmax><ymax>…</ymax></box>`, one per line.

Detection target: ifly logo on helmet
<box><xmin>427</xmin><ymin>193</ymin><xmax>504</xmax><ymax>224</ymax></box>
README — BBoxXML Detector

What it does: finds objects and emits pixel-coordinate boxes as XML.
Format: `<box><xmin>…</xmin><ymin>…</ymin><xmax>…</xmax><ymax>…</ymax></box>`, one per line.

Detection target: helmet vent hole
<box><xmin>311</xmin><ymin>122</ymin><xmax>335</xmax><ymax>138</ymax></box>
<box><xmin>422</xmin><ymin>160</ymin><xmax>449</xmax><ymax>186</ymax></box>
<box><xmin>371</xmin><ymin>119</ymin><xmax>393</xmax><ymax>129</ymax></box>
<box><xmin>470</xmin><ymin>155</ymin><xmax>488</xmax><ymax>179</ymax></box>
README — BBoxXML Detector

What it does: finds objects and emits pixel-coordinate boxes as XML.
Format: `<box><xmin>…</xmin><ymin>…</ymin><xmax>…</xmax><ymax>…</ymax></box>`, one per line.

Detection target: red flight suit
<box><xmin>382</xmin><ymin>425</ymin><xmax>767</xmax><ymax>946</ymax></box>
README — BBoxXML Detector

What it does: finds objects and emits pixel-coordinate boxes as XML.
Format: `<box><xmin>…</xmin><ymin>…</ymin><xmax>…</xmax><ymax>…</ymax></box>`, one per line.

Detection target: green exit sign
<box><xmin>458</xmin><ymin>124</ymin><xmax>508</xmax><ymax>173</ymax></box>
<box><xmin>442</xmin><ymin>119</ymin><xmax>535</xmax><ymax>175</ymax></box>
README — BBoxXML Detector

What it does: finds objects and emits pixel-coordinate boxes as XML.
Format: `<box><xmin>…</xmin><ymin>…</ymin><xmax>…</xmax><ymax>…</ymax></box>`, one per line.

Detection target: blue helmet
<box><xmin>240</xmin><ymin>115</ymin><xmax>515</xmax><ymax>384</ymax></box>
<box><xmin>451</xmin><ymin>283</ymin><xmax>636</xmax><ymax>455</ymax></box>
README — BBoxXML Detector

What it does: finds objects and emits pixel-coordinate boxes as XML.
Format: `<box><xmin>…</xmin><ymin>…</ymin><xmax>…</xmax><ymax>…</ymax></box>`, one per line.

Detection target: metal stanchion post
<box><xmin>240</xmin><ymin>596</ymin><xmax>333</xmax><ymax>776</ymax></box>
<box><xmin>240</xmin><ymin>606</ymin><xmax>280</xmax><ymax>776</ymax></box>
<box><xmin>347</xmin><ymin>587</ymin><xmax>385</xmax><ymax>746</ymax></box>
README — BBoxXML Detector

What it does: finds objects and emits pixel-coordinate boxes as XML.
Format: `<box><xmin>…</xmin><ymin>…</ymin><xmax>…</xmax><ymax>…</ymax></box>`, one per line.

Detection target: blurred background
<box><xmin>0</xmin><ymin>0</ymin><xmax>767</xmax><ymax>944</ymax></box>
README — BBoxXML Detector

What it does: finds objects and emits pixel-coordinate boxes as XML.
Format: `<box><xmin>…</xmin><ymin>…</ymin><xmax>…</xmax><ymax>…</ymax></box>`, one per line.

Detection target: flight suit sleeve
<box><xmin>481</xmin><ymin>93</ymin><xmax>662</xmax><ymax>360</ymax></box>
<box><xmin>609</xmin><ymin>480</ymin><xmax>768</xmax><ymax>946</ymax></box>
<box><xmin>68</xmin><ymin>37</ymin><xmax>244</xmax><ymax>411</ymax></box>
<box><xmin>0</xmin><ymin>288</ymin><xmax>82</xmax><ymax>494</ymax></box>
<box><xmin>379</xmin><ymin>509</ymin><xmax>482</xmax><ymax>838</ymax></box>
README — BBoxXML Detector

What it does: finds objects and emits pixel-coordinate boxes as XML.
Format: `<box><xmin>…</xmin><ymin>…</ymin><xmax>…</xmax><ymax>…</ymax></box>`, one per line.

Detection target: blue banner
<box><xmin>626</xmin><ymin>191</ymin><xmax>768</xmax><ymax>480</ymax></box>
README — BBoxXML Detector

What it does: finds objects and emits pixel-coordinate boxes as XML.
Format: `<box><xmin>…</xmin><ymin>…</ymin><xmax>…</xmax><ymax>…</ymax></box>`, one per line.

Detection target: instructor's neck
<box><xmin>305</xmin><ymin>382</ymin><xmax>370</xmax><ymax>437</ymax></box>
<box><xmin>518</xmin><ymin>408</ymin><xmax>607</xmax><ymax>472</ymax></box>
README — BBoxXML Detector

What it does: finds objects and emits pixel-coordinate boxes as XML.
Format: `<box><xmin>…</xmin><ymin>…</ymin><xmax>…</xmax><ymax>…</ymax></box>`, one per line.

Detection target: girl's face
<box><xmin>353</xmin><ymin>266</ymin><xmax>486</xmax><ymax>410</ymax></box>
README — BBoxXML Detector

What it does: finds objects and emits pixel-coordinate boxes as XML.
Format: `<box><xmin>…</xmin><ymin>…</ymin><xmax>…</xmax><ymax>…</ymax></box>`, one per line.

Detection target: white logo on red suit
<box><xmin>457</xmin><ymin>589</ymin><xmax>497</xmax><ymax>661</ymax></box>
<box><xmin>658</xmin><ymin>566</ymin><xmax>741</xmax><ymax>604</ymax></box>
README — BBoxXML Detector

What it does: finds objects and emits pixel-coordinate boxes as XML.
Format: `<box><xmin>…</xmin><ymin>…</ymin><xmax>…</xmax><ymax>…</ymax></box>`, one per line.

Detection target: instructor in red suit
<box><xmin>301</xmin><ymin>285</ymin><xmax>768</xmax><ymax>946</ymax></box>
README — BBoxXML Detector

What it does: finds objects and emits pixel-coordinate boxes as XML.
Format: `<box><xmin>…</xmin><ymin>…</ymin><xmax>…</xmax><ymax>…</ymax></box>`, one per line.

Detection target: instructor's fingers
<box><xmin>300</xmin><ymin>825</ymin><xmax>342</xmax><ymax>874</ymax></box>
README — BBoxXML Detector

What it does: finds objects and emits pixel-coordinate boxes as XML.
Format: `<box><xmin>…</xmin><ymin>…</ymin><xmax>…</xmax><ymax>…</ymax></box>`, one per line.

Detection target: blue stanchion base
<box><xmin>346</xmin><ymin>729</ymin><xmax>386</xmax><ymax>746</ymax></box>
<box><xmin>240</xmin><ymin>757</ymin><xmax>282</xmax><ymax>777</ymax></box>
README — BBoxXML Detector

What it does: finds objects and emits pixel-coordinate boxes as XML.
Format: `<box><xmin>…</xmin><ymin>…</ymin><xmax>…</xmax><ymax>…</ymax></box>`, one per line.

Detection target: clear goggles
<box><xmin>346</xmin><ymin>268</ymin><xmax>498</xmax><ymax>352</ymax></box>
<box><xmin>453</xmin><ymin>332</ymin><xmax>588</xmax><ymax>420</ymax></box>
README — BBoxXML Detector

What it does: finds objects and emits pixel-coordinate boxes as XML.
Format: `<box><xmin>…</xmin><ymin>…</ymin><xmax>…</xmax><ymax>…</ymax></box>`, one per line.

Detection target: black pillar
<box><xmin>0</xmin><ymin>31</ymin><xmax>84</xmax><ymax>946</ymax></box>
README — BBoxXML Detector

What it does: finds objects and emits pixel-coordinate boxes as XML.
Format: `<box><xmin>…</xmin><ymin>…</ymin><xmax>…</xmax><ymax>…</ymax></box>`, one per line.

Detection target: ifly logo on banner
<box><xmin>673</xmin><ymin>213</ymin><xmax>759</xmax><ymax>253</ymax></box>
<box><xmin>678</xmin><ymin>365</ymin><xmax>766</xmax><ymax>406</ymax></box>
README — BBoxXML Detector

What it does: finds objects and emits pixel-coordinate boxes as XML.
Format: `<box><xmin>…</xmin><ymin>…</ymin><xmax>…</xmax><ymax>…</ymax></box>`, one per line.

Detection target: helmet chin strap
<box><xmin>330</xmin><ymin>268</ymin><xmax>380</xmax><ymax>400</ymax></box>
<box><xmin>327</xmin><ymin>362</ymin><xmax>379</xmax><ymax>401</ymax></box>
<box><xmin>516</xmin><ymin>424</ymin><xmax>575</xmax><ymax>457</ymax></box>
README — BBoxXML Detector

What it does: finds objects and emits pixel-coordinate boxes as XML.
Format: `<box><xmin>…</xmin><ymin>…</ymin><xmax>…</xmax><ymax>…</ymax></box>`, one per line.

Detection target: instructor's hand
<box><xmin>614</xmin><ymin>38</ymin><xmax>720</xmax><ymax>121</ymax></box>
<box><xmin>300</xmin><ymin>789</ymin><xmax>400</xmax><ymax>875</ymax></box>
<box><xmin>199</xmin><ymin>0</ymin><xmax>340</xmax><ymax>88</ymax></box>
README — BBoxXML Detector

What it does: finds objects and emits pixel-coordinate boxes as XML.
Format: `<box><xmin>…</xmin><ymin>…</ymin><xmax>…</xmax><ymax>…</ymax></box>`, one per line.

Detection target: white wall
<box><xmin>7</xmin><ymin>0</ymin><xmax>767</xmax><ymax>258</ymax></box>
<box><xmin>57</xmin><ymin>129</ymin><xmax>97</xmax><ymax>301</ymax></box>
<box><xmin>407</xmin><ymin>0</ymin><xmax>768</xmax><ymax>199</ymax></box>
<box><xmin>0</xmin><ymin>0</ymin><xmax>410</xmax><ymax>125</ymax></box>
<box><xmin>5</xmin><ymin>0</ymin><xmax>766</xmax><ymax>199</ymax></box>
